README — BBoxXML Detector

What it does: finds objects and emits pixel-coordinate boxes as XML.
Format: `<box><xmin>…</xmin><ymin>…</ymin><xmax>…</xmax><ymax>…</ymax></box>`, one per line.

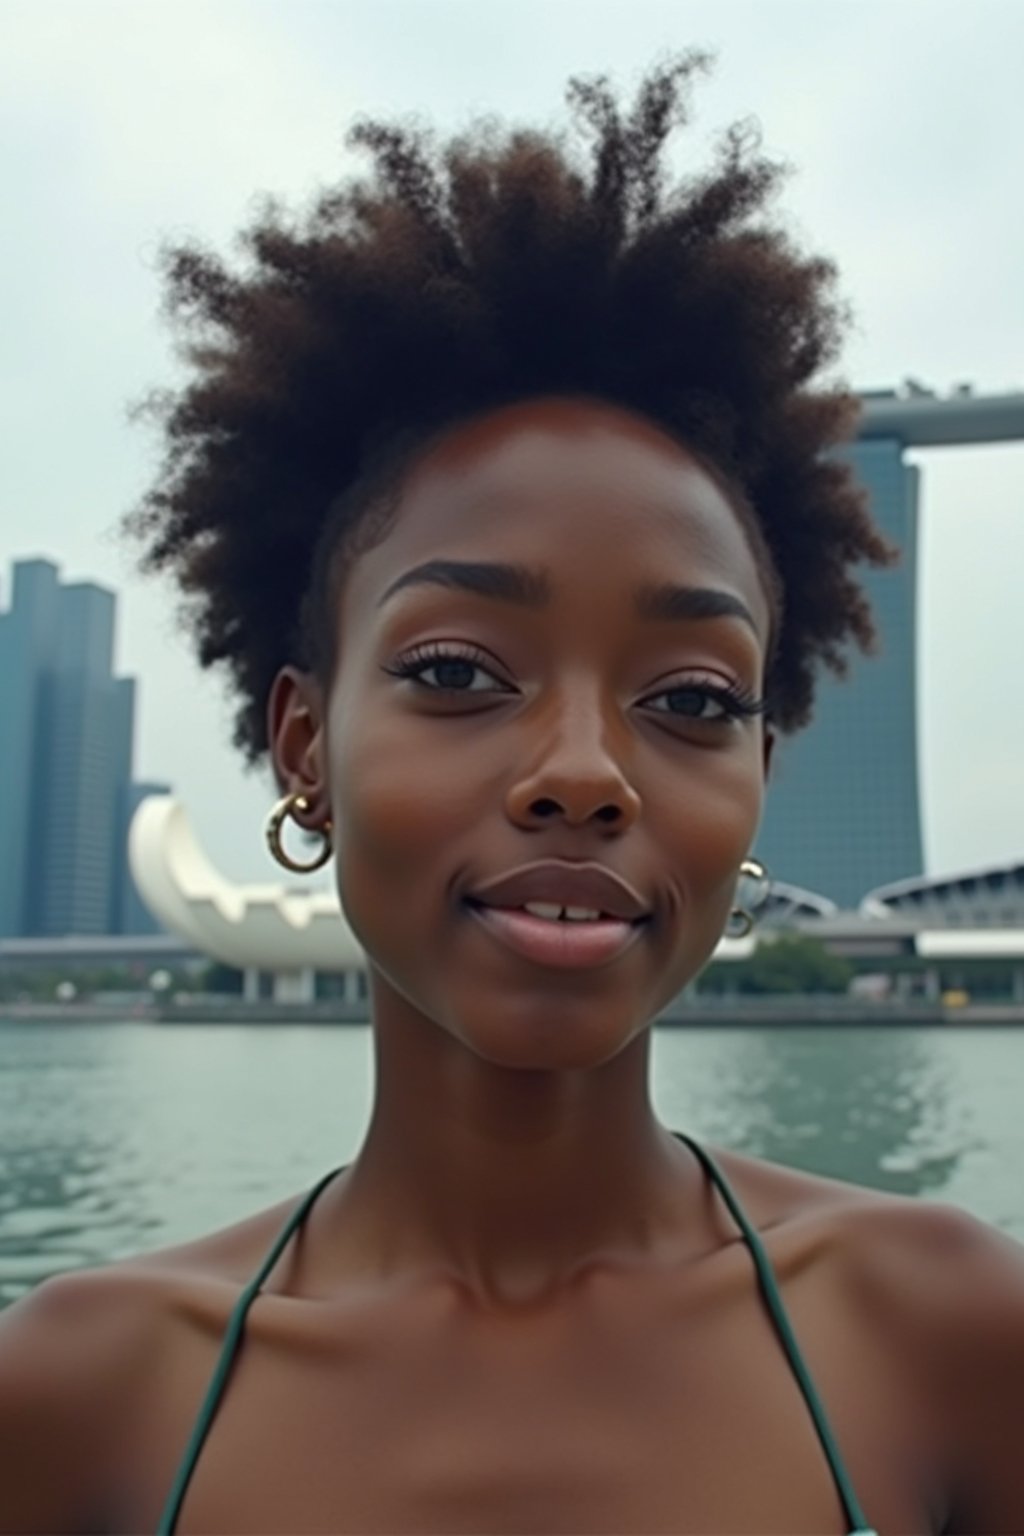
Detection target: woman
<box><xmin>2</xmin><ymin>55</ymin><xmax>1022</xmax><ymax>1535</ymax></box>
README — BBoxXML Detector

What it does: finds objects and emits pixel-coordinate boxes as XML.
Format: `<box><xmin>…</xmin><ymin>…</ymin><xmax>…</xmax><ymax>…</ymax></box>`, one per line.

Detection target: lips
<box><xmin>466</xmin><ymin>860</ymin><xmax>652</xmax><ymax>923</ymax></box>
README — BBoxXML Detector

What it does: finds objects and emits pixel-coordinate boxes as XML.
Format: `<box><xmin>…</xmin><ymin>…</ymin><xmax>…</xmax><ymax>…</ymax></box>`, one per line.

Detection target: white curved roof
<box><xmin>761</xmin><ymin>879</ymin><xmax>838</xmax><ymax>920</ymax></box>
<box><xmin>128</xmin><ymin>795</ymin><xmax>364</xmax><ymax>971</ymax></box>
<box><xmin>862</xmin><ymin>857</ymin><xmax>1024</xmax><ymax>909</ymax></box>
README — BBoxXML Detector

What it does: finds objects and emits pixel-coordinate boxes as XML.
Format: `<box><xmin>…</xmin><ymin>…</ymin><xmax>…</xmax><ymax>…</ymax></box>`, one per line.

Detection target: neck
<box><xmin>331</xmin><ymin>979</ymin><xmax>701</xmax><ymax>1309</ymax></box>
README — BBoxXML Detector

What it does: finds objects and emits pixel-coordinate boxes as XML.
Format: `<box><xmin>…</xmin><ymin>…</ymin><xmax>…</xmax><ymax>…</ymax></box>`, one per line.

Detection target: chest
<box><xmin>125</xmin><ymin>1268</ymin><xmax>934</xmax><ymax>1534</ymax></box>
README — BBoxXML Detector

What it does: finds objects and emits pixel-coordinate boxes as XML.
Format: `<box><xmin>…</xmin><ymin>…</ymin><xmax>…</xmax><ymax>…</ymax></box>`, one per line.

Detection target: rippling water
<box><xmin>1</xmin><ymin>1019</ymin><xmax>1021</xmax><ymax>1307</ymax></box>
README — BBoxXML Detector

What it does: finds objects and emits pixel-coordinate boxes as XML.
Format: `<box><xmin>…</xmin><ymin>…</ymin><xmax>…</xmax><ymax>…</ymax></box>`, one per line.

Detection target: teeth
<box><xmin>522</xmin><ymin>901</ymin><xmax>603</xmax><ymax>922</ymax></box>
<box><xmin>523</xmin><ymin>901</ymin><xmax>566</xmax><ymax>921</ymax></box>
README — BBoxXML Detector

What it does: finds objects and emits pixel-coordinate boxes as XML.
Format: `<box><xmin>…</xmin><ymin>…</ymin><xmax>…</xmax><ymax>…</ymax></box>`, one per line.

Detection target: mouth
<box><xmin>465</xmin><ymin>859</ymin><xmax>652</xmax><ymax>924</ymax></box>
<box><xmin>463</xmin><ymin>897</ymin><xmax>649</xmax><ymax>970</ymax></box>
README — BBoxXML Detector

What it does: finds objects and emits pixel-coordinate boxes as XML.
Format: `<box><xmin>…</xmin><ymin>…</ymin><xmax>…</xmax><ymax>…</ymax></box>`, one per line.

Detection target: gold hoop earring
<box><xmin>264</xmin><ymin>792</ymin><xmax>333</xmax><ymax>874</ymax></box>
<box><xmin>726</xmin><ymin>856</ymin><xmax>770</xmax><ymax>939</ymax></box>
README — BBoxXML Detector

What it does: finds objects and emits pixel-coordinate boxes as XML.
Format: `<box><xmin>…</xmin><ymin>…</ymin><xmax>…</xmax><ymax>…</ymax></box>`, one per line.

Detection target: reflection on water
<box><xmin>652</xmin><ymin>1026</ymin><xmax>973</xmax><ymax>1197</ymax></box>
<box><xmin>1</xmin><ymin>1019</ymin><xmax>1021</xmax><ymax>1308</ymax></box>
<box><xmin>0</xmin><ymin>1027</ymin><xmax>160</xmax><ymax>1293</ymax></box>
<box><xmin>0</xmin><ymin>1022</ymin><xmax>373</xmax><ymax>1307</ymax></box>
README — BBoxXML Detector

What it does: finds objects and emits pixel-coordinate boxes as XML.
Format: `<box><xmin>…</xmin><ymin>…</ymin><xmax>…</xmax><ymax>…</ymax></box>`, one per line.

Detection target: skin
<box><xmin>2</xmin><ymin>397</ymin><xmax>1024</xmax><ymax>1534</ymax></box>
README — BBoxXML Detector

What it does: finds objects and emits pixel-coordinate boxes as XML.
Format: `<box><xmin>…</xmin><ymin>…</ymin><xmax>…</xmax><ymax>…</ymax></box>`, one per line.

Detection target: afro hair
<box><xmin>124</xmin><ymin>51</ymin><xmax>894</xmax><ymax>762</ymax></box>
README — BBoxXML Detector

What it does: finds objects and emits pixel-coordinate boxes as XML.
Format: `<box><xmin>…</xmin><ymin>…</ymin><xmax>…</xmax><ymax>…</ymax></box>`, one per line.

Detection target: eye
<box><xmin>381</xmin><ymin>643</ymin><xmax>514</xmax><ymax>694</ymax></box>
<box><xmin>415</xmin><ymin>658</ymin><xmax>495</xmax><ymax>692</ymax></box>
<box><xmin>642</xmin><ymin>680</ymin><xmax>763</xmax><ymax>724</ymax></box>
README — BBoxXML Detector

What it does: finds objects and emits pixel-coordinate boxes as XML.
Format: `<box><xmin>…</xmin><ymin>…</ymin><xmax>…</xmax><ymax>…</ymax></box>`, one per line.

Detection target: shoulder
<box><xmin>810</xmin><ymin>1174</ymin><xmax>1024</xmax><ymax>1369</ymax></box>
<box><xmin>720</xmin><ymin>1147</ymin><xmax>1024</xmax><ymax>1531</ymax></box>
<box><xmin>843</xmin><ymin>1193</ymin><xmax>1024</xmax><ymax>1533</ymax></box>
<box><xmin>721</xmin><ymin>1143</ymin><xmax>1024</xmax><ymax>1350</ymax></box>
<box><xmin>0</xmin><ymin>1197</ymin><xmax>300</xmax><ymax>1534</ymax></box>
<box><xmin>862</xmin><ymin>1196</ymin><xmax>1024</xmax><ymax>1532</ymax></box>
<box><xmin>0</xmin><ymin>1263</ymin><xmax>166</xmax><ymax>1532</ymax></box>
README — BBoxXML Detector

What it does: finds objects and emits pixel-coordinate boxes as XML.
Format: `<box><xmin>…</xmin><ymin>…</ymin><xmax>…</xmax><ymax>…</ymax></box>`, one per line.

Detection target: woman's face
<box><xmin>285</xmin><ymin>397</ymin><xmax>773</xmax><ymax>1070</ymax></box>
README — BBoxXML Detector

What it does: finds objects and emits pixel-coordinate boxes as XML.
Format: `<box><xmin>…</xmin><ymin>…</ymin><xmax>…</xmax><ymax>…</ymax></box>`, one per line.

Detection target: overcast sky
<box><xmin>2</xmin><ymin>0</ymin><xmax>1022</xmax><ymax>890</ymax></box>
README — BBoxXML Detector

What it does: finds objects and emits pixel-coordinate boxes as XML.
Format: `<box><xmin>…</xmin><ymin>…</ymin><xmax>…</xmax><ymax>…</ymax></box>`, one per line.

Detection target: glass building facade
<box><xmin>753</xmin><ymin>438</ymin><xmax>924</xmax><ymax>909</ymax></box>
<box><xmin>0</xmin><ymin>558</ymin><xmax>167</xmax><ymax>938</ymax></box>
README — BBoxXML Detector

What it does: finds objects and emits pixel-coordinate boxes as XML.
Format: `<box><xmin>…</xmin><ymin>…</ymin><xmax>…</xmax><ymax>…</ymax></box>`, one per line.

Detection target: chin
<box><xmin>444</xmin><ymin>997</ymin><xmax>654</xmax><ymax>1074</ymax></box>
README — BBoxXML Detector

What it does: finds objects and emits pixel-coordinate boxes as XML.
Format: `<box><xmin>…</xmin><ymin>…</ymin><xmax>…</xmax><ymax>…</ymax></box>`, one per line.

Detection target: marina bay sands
<box><xmin>757</xmin><ymin>385</ymin><xmax>1024</xmax><ymax>908</ymax></box>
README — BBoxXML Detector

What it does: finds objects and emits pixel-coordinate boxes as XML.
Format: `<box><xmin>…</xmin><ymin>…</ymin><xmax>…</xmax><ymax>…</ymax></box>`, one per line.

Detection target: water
<box><xmin>1</xmin><ymin>1019</ymin><xmax>1021</xmax><ymax>1308</ymax></box>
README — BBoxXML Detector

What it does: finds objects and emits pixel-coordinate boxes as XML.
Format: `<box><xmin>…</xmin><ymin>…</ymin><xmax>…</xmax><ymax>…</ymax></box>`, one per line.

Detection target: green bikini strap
<box><xmin>673</xmin><ymin>1133</ymin><xmax>877</xmax><ymax>1536</ymax></box>
<box><xmin>155</xmin><ymin>1165</ymin><xmax>348</xmax><ymax>1536</ymax></box>
<box><xmin>158</xmin><ymin>1142</ymin><xmax>876</xmax><ymax>1536</ymax></box>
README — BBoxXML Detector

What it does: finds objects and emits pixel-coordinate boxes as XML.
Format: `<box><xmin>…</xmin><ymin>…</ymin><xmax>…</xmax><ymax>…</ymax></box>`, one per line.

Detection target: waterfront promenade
<box><xmin>3</xmin><ymin>996</ymin><xmax>1024</xmax><ymax>1026</ymax></box>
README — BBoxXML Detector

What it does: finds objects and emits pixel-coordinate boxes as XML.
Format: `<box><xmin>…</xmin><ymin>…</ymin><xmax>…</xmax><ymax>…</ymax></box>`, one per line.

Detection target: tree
<box><xmin>736</xmin><ymin>934</ymin><xmax>853</xmax><ymax>995</ymax></box>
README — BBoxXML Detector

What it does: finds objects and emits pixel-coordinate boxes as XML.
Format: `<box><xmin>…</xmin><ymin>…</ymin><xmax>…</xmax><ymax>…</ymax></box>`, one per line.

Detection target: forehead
<box><xmin>341</xmin><ymin>398</ymin><xmax>771</xmax><ymax>644</ymax></box>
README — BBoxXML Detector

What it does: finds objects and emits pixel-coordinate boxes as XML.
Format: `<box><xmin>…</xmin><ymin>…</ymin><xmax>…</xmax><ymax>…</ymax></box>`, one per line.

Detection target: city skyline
<box><xmin>3</xmin><ymin>0</ymin><xmax>1022</xmax><ymax>887</ymax></box>
<box><xmin>6</xmin><ymin>385</ymin><xmax>1022</xmax><ymax>921</ymax></box>
<box><xmin>0</xmin><ymin>557</ymin><xmax>167</xmax><ymax>940</ymax></box>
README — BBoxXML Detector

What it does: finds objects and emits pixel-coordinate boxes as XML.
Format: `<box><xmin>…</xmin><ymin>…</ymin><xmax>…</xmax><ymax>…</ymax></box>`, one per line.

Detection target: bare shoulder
<box><xmin>715</xmin><ymin>1140</ymin><xmax>1024</xmax><ymax>1327</ymax></box>
<box><xmin>0</xmin><ymin>1195</ymin><xmax>300</xmax><ymax>1535</ymax></box>
<box><xmin>0</xmin><ymin>1262</ymin><xmax>166</xmax><ymax>1533</ymax></box>
<box><xmin>839</xmin><ymin>1189</ymin><xmax>1024</xmax><ymax>1534</ymax></box>
<box><xmin>855</xmin><ymin>1193</ymin><xmax>1024</xmax><ymax>1534</ymax></box>
<box><xmin>716</xmin><ymin>1146</ymin><xmax>1024</xmax><ymax>1533</ymax></box>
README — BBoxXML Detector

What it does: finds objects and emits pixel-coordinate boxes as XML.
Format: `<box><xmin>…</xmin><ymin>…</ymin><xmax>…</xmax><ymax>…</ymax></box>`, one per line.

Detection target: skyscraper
<box><xmin>0</xmin><ymin>557</ymin><xmax>168</xmax><ymax>938</ymax></box>
<box><xmin>753</xmin><ymin>387</ymin><xmax>1024</xmax><ymax>909</ymax></box>
<box><xmin>754</xmin><ymin>437</ymin><xmax>923</xmax><ymax>908</ymax></box>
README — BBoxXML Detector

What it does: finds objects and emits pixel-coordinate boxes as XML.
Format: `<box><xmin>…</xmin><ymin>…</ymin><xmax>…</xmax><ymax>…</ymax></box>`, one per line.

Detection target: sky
<box><xmin>2</xmin><ymin>0</ymin><xmax>1022</xmax><ymax>890</ymax></box>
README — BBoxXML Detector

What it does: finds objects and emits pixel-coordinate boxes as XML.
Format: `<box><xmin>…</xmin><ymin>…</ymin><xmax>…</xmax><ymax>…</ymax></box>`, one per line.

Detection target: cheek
<box><xmin>657</xmin><ymin>743</ymin><xmax>765</xmax><ymax>912</ymax></box>
<box><xmin>328</xmin><ymin>706</ymin><xmax>484</xmax><ymax>897</ymax></box>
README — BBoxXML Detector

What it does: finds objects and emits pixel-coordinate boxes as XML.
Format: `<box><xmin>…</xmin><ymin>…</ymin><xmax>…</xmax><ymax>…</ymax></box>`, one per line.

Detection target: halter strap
<box><xmin>673</xmin><ymin>1133</ymin><xmax>876</xmax><ymax>1536</ymax></box>
<box><xmin>155</xmin><ymin>1165</ymin><xmax>347</xmax><ymax>1535</ymax></box>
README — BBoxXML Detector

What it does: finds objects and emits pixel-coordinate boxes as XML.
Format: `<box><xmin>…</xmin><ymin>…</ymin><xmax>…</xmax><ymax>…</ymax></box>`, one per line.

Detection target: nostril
<box><xmin>531</xmin><ymin>798</ymin><xmax>562</xmax><ymax>818</ymax></box>
<box><xmin>528</xmin><ymin>798</ymin><xmax>624</xmax><ymax>824</ymax></box>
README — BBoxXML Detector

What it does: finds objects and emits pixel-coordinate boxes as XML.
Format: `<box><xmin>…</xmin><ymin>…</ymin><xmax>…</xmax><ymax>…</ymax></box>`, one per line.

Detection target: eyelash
<box><xmin>380</xmin><ymin>642</ymin><xmax>766</xmax><ymax>723</ymax></box>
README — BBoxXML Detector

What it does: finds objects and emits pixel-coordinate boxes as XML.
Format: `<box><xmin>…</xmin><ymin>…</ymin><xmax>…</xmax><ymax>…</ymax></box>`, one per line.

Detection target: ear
<box><xmin>762</xmin><ymin>723</ymin><xmax>776</xmax><ymax>783</ymax></box>
<box><xmin>267</xmin><ymin>666</ymin><xmax>329</xmax><ymax>825</ymax></box>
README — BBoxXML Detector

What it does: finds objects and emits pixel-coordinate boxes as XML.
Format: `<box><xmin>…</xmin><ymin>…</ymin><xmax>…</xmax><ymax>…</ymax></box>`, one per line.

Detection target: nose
<box><xmin>504</xmin><ymin>686</ymin><xmax>642</xmax><ymax>833</ymax></box>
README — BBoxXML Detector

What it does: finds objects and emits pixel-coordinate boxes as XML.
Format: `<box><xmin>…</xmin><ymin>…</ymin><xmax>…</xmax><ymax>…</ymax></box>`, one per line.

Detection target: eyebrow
<box><xmin>634</xmin><ymin>580</ymin><xmax>758</xmax><ymax>633</ymax></box>
<box><xmin>379</xmin><ymin>559</ymin><xmax>549</xmax><ymax>610</ymax></box>
<box><xmin>377</xmin><ymin>559</ymin><xmax>758</xmax><ymax>634</ymax></box>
